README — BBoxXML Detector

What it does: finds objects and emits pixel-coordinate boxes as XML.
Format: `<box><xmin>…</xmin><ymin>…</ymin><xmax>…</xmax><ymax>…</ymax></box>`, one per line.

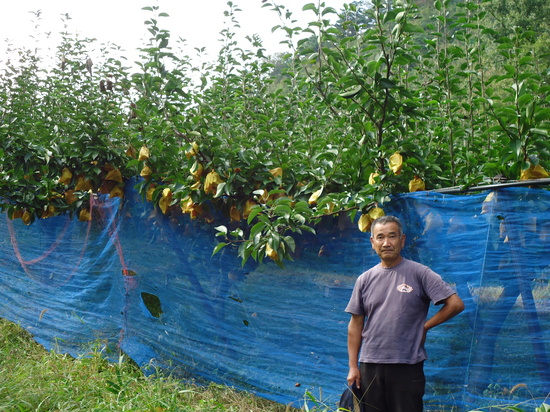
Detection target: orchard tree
<box><xmin>0</xmin><ymin>1</ymin><xmax>548</xmax><ymax>266</ymax></box>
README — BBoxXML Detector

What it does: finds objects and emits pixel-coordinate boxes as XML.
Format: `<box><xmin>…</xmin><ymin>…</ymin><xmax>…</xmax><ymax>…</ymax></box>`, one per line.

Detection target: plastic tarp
<box><xmin>0</xmin><ymin>183</ymin><xmax>549</xmax><ymax>410</ymax></box>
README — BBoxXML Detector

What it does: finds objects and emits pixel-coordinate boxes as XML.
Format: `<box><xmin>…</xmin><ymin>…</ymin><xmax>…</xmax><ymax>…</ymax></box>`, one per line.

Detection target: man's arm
<box><xmin>423</xmin><ymin>293</ymin><xmax>464</xmax><ymax>342</ymax></box>
<box><xmin>347</xmin><ymin>314</ymin><xmax>364</xmax><ymax>388</ymax></box>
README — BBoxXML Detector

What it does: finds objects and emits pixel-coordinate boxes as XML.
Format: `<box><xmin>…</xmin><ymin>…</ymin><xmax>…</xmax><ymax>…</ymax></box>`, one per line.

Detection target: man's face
<box><xmin>370</xmin><ymin>221</ymin><xmax>406</xmax><ymax>267</ymax></box>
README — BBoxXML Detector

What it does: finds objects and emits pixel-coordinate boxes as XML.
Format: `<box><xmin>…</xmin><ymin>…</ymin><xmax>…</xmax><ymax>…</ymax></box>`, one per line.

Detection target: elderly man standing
<box><xmin>346</xmin><ymin>215</ymin><xmax>465</xmax><ymax>412</ymax></box>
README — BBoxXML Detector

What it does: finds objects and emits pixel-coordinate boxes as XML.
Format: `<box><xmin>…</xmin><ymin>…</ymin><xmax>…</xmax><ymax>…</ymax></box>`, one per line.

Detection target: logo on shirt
<box><xmin>397</xmin><ymin>283</ymin><xmax>413</xmax><ymax>293</ymax></box>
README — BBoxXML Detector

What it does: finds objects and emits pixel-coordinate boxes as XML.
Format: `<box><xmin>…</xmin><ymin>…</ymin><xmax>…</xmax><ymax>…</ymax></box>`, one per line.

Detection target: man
<box><xmin>346</xmin><ymin>215</ymin><xmax>464</xmax><ymax>412</ymax></box>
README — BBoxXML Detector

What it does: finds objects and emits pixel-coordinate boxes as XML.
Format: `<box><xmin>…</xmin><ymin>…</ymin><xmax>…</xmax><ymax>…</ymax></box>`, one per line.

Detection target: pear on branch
<box><xmin>308</xmin><ymin>188</ymin><xmax>323</xmax><ymax>205</ymax></box>
<box><xmin>58</xmin><ymin>167</ymin><xmax>73</xmax><ymax>185</ymax></box>
<box><xmin>138</xmin><ymin>145</ymin><xmax>150</xmax><ymax>161</ymax></box>
<box><xmin>389</xmin><ymin>152</ymin><xmax>403</xmax><ymax>175</ymax></box>
<box><xmin>140</xmin><ymin>165</ymin><xmax>152</xmax><ymax>180</ymax></box>
<box><xmin>204</xmin><ymin>171</ymin><xmax>223</xmax><ymax>195</ymax></box>
<box><xmin>159</xmin><ymin>188</ymin><xmax>172</xmax><ymax>214</ymax></box>
<box><xmin>409</xmin><ymin>176</ymin><xmax>425</xmax><ymax>192</ymax></box>
<box><xmin>520</xmin><ymin>164</ymin><xmax>549</xmax><ymax>180</ymax></box>
<box><xmin>79</xmin><ymin>209</ymin><xmax>92</xmax><ymax>222</ymax></box>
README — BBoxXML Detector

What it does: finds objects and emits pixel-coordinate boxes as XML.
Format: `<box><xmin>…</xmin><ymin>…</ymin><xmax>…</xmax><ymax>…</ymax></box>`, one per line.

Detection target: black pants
<box><xmin>358</xmin><ymin>362</ymin><xmax>425</xmax><ymax>412</ymax></box>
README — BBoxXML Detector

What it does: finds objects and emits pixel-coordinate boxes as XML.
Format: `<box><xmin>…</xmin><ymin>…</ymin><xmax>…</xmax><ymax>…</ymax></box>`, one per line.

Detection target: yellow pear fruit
<box><xmin>389</xmin><ymin>152</ymin><xmax>403</xmax><ymax>175</ymax></box>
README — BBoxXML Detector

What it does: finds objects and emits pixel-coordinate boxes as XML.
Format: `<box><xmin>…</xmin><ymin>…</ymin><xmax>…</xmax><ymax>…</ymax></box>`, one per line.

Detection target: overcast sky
<box><xmin>1</xmin><ymin>0</ymin><xmax>348</xmax><ymax>63</ymax></box>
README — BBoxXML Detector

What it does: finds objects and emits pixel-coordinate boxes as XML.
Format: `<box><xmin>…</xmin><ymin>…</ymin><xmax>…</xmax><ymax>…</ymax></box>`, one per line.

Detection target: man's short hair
<box><xmin>371</xmin><ymin>215</ymin><xmax>404</xmax><ymax>236</ymax></box>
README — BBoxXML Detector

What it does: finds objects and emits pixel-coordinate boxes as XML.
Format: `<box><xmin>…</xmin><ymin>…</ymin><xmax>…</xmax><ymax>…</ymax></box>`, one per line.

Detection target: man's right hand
<box><xmin>347</xmin><ymin>314</ymin><xmax>364</xmax><ymax>389</ymax></box>
<box><xmin>347</xmin><ymin>366</ymin><xmax>361</xmax><ymax>389</ymax></box>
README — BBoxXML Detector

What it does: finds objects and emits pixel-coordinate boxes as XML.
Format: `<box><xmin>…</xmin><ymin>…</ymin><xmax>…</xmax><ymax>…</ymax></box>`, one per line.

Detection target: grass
<box><xmin>0</xmin><ymin>317</ymin><xmax>308</xmax><ymax>412</ymax></box>
<box><xmin>4</xmin><ymin>316</ymin><xmax>546</xmax><ymax>412</ymax></box>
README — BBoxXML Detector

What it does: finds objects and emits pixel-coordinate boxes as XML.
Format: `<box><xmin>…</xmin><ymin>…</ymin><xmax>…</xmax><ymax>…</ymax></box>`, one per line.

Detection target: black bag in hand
<box><xmin>338</xmin><ymin>383</ymin><xmax>362</xmax><ymax>412</ymax></box>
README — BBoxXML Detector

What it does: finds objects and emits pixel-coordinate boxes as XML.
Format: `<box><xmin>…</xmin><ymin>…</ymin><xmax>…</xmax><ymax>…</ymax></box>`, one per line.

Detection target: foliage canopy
<box><xmin>1</xmin><ymin>0</ymin><xmax>549</xmax><ymax>265</ymax></box>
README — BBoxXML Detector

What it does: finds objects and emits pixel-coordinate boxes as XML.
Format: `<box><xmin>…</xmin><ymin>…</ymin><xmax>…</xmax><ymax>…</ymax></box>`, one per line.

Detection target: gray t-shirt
<box><xmin>345</xmin><ymin>258</ymin><xmax>455</xmax><ymax>364</ymax></box>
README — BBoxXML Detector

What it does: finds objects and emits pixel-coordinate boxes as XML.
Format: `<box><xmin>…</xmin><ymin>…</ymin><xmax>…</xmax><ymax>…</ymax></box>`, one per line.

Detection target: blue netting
<box><xmin>0</xmin><ymin>183</ymin><xmax>549</xmax><ymax>410</ymax></box>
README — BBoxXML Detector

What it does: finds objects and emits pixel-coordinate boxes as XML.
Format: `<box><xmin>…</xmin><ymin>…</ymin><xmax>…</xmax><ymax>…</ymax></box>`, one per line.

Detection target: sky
<box><xmin>0</xmin><ymin>0</ymin><xmax>349</xmax><ymax>63</ymax></box>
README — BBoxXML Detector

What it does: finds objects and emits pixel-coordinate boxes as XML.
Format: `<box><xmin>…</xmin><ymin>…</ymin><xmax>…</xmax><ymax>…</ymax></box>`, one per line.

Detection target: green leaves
<box><xmin>0</xmin><ymin>0</ymin><xmax>548</xmax><ymax>266</ymax></box>
<box><xmin>339</xmin><ymin>85</ymin><xmax>363</xmax><ymax>99</ymax></box>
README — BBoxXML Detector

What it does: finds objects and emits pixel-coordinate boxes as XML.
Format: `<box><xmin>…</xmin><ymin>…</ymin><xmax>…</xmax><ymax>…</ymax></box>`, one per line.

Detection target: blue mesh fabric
<box><xmin>0</xmin><ymin>183</ymin><xmax>549</xmax><ymax>410</ymax></box>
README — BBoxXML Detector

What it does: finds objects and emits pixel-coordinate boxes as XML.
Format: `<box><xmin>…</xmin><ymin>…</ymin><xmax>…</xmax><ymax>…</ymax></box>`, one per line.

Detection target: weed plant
<box><xmin>0</xmin><ymin>317</ymin><xmax>296</xmax><ymax>412</ymax></box>
<box><xmin>2</xmin><ymin>317</ymin><xmax>547</xmax><ymax>412</ymax></box>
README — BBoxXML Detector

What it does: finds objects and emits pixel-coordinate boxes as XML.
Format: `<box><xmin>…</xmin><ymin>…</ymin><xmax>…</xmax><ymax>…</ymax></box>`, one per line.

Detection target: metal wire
<box><xmin>433</xmin><ymin>178</ymin><xmax>550</xmax><ymax>194</ymax></box>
